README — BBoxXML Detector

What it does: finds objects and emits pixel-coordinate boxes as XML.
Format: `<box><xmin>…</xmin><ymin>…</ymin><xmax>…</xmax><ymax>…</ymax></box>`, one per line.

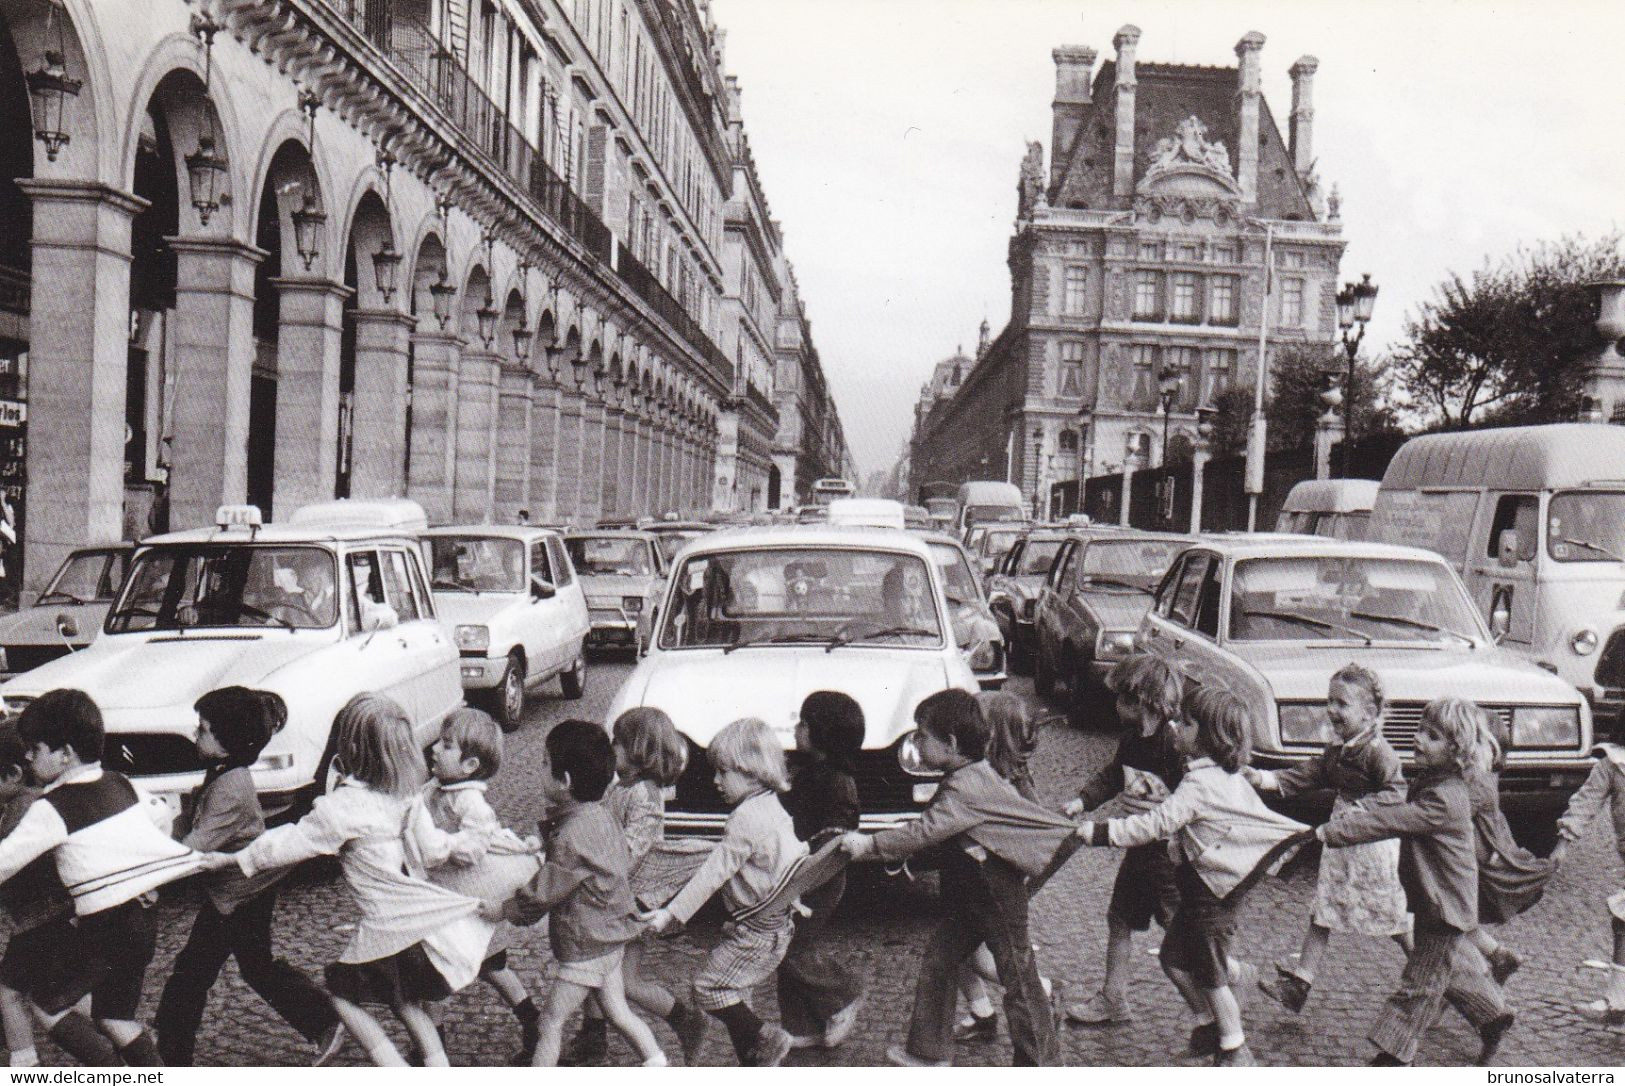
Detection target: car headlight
<box><xmin>1278</xmin><ymin>702</ymin><xmax>1333</xmax><ymax>745</ymax></box>
<box><xmin>622</xmin><ymin>596</ymin><xmax>644</xmax><ymax>613</ymax></box>
<box><xmin>454</xmin><ymin>625</ymin><xmax>490</xmax><ymax>652</ymax></box>
<box><xmin>250</xmin><ymin>752</ymin><xmax>295</xmax><ymax>773</ymax></box>
<box><xmin>1096</xmin><ymin>630</ymin><xmax>1137</xmax><ymax>660</ymax></box>
<box><xmin>897</xmin><ymin>732</ymin><xmax>934</xmax><ymax>777</ymax></box>
<box><xmin>1570</xmin><ymin>629</ymin><xmax>1599</xmax><ymax>656</ymax></box>
<box><xmin>1510</xmin><ymin>705</ymin><xmax>1580</xmax><ymax>748</ymax></box>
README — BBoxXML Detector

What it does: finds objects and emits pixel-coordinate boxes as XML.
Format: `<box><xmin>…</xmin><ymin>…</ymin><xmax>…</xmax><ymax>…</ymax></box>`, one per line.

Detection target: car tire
<box><xmin>1034</xmin><ymin>645</ymin><xmax>1056</xmax><ymax>698</ymax></box>
<box><xmin>491</xmin><ymin>653</ymin><xmax>526</xmax><ymax>732</ymax></box>
<box><xmin>560</xmin><ymin>653</ymin><xmax>587</xmax><ymax>700</ymax></box>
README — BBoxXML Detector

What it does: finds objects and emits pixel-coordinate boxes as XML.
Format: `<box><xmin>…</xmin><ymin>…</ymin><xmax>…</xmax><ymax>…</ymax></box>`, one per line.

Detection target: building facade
<box><xmin>769</xmin><ymin>257</ymin><xmax>848</xmax><ymax>509</ymax></box>
<box><xmin>910</xmin><ymin>26</ymin><xmax>1345</xmax><ymax>514</ymax></box>
<box><xmin>0</xmin><ymin>0</ymin><xmax>835</xmax><ymax>594</ymax></box>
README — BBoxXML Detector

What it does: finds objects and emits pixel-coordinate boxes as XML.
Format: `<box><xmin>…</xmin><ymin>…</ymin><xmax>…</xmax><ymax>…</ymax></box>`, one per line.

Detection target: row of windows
<box><xmin>1131</xmin><ymin>271</ymin><xmax>1240</xmax><ymax>325</ymax></box>
<box><xmin>1052</xmin><ymin>344</ymin><xmax>1237</xmax><ymax>411</ymax></box>
<box><xmin>1131</xmin><ymin>241</ymin><xmax>1315</xmax><ymax>268</ymax></box>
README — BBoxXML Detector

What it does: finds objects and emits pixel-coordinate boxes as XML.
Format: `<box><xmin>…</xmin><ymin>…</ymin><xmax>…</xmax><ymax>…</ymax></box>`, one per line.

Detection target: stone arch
<box><xmin>344</xmin><ymin>187</ymin><xmax>394</xmax><ymax>310</ymax></box>
<box><xmin>498</xmin><ymin>287</ymin><xmax>527</xmax><ymax>364</ymax></box>
<box><xmin>460</xmin><ymin>264</ymin><xmax>491</xmax><ymax>346</ymax></box>
<box><xmin>246</xmin><ymin>111</ymin><xmax>336</xmax><ymax>276</ymax></box>
<box><xmin>7</xmin><ymin>0</ymin><xmax>114</xmax><ymax>182</ymax></box>
<box><xmin>409</xmin><ymin>231</ymin><xmax>449</xmax><ymax>326</ymax></box>
<box><xmin>129</xmin><ymin>67</ymin><xmax>233</xmax><ymax>239</ymax></box>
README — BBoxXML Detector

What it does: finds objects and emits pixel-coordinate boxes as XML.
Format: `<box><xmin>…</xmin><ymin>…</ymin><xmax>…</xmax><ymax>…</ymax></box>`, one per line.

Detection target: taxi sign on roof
<box><xmin>215</xmin><ymin>504</ymin><xmax>263</xmax><ymax>529</ymax></box>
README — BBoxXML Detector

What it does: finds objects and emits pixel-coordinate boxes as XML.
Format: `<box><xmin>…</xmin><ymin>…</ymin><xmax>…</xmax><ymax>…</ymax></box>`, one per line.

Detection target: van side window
<box><xmin>1487</xmin><ymin>495</ymin><xmax>1538</xmax><ymax>561</ymax></box>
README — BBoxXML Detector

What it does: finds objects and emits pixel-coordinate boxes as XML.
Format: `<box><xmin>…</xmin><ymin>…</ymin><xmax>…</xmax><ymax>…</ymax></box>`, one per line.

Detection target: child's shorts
<box><xmin>1158</xmin><ymin>865</ymin><xmax>1238</xmax><ymax>991</ymax></box>
<box><xmin>32</xmin><ymin>899</ymin><xmax>157</xmax><ymax>1020</ymax></box>
<box><xmin>0</xmin><ymin>916</ymin><xmax>78</xmax><ymax>1003</ymax></box>
<box><xmin>693</xmin><ymin>918</ymin><xmax>794</xmax><ymax>1011</ymax></box>
<box><xmin>326</xmin><ymin>943</ymin><xmax>453</xmax><ymax>1006</ymax></box>
<box><xmin>555</xmin><ymin>947</ymin><xmax>625</xmax><ymax>989</ymax></box>
<box><xmin>1108</xmin><ymin>844</ymin><xmax>1181</xmax><ymax>932</ymax></box>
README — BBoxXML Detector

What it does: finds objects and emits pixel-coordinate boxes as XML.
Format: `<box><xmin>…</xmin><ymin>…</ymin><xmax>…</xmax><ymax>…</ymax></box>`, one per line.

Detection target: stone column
<box><xmin>349</xmin><ymin>309</ymin><xmax>415</xmax><ymax>500</ymax></box>
<box><xmin>271</xmin><ymin>277</ymin><xmax>351</xmax><ymax>515</ymax></box>
<box><xmin>1120</xmin><ymin>464</ymin><xmax>1134</xmax><ymax>527</ymax></box>
<box><xmin>166</xmin><ymin>235</ymin><xmax>266</xmax><ymax>532</ymax></box>
<box><xmin>553</xmin><ymin>387</ymin><xmax>583</xmax><ymax>523</ymax></box>
<box><xmin>493</xmin><ymin>362</ymin><xmax>533</xmax><ymax>523</ymax></box>
<box><xmin>18</xmin><ymin>181</ymin><xmax>146</xmax><ymax>594</ymax></box>
<box><xmin>600</xmin><ymin>401</ymin><xmax>624</xmax><ymax>516</ymax></box>
<box><xmin>1235</xmin><ymin>32</ymin><xmax>1266</xmax><ymax>205</ymax></box>
<box><xmin>453</xmin><ymin>348</ymin><xmax>501</xmax><ymax>522</ymax></box>
<box><xmin>529</xmin><ymin>380</ymin><xmax>560</xmax><ymax>521</ymax></box>
<box><xmin>1111</xmin><ymin>26</ymin><xmax>1140</xmax><ymax>198</ymax></box>
<box><xmin>407</xmin><ymin>330</ymin><xmax>463</xmax><ymax>524</ymax></box>
<box><xmin>1289</xmin><ymin>56</ymin><xmax>1319</xmax><ymax>182</ymax></box>
<box><xmin>579</xmin><ymin>396</ymin><xmax>605</xmax><ymax>524</ymax></box>
<box><xmin>634</xmin><ymin>410</ymin><xmax>652</xmax><ymax>514</ymax></box>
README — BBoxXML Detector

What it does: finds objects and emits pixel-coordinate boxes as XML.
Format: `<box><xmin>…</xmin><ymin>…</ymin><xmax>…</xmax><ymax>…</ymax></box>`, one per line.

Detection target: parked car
<box><xmin>564</xmin><ymin>530</ymin><xmax>667</xmax><ymax>656</ymax></box>
<box><xmin>1276</xmin><ymin>479</ymin><xmax>1379</xmax><ymax>540</ymax></box>
<box><xmin>985</xmin><ymin>529</ymin><xmax>1068</xmax><ymax>673</ymax></box>
<box><xmin>421</xmin><ymin>526</ymin><xmax>590</xmax><ymax>729</ymax></box>
<box><xmin>606</xmin><ymin>525</ymin><xmax>979</xmax><ymax>834</ymax></box>
<box><xmin>966</xmin><ymin>522</ymin><xmax>1028</xmax><ymax>578</ymax></box>
<box><xmin>0</xmin><ymin>503</ymin><xmax>462</xmax><ymax>820</ymax></box>
<box><xmin>1368</xmin><ymin>424</ymin><xmax>1625</xmax><ymax>741</ymax></box>
<box><xmin>918</xmin><ymin>533</ymin><xmax>1007</xmax><ymax>690</ymax></box>
<box><xmin>1137</xmin><ymin>535</ymin><xmax>1594</xmax><ymax>849</ymax></box>
<box><xmin>1033</xmin><ymin>531</ymin><xmax>1195</xmax><ymax>719</ymax></box>
<box><xmin>0</xmin><ymin>544</ymin><xmax>133</xmax><ymax>680</ymax></box>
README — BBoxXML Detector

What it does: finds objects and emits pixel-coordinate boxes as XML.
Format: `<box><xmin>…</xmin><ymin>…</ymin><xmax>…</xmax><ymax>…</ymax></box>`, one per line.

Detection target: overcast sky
<box><xmin>708</xmin><ymin>0</ymin><xmax>1625</xmax><ymax>479</ymax></box>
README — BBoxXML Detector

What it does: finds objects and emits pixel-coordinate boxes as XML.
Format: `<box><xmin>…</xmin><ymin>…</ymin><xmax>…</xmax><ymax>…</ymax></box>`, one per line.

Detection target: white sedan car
<box><xmin>422</xmin><ymin>527</ymin><xmax>590</xmax><ymax>729</ymax></box>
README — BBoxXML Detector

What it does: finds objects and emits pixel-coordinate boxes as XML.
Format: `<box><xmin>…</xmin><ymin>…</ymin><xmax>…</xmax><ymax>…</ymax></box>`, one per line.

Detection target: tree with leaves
<box><xmin>1205</xmin><ymin>342</ymin><xmax>1393</xmax><ymax>458</ymax></box>
<box><xmin>1393</xmin><ymin>233</ymin><xmax>1625</xmax><ymax>427</ymax></box>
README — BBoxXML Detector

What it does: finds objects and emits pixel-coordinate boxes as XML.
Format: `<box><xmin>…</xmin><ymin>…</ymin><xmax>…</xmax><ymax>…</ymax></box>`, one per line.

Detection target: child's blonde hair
<box><xmin>1330</xmin><ymin>662</ymin><xmax>1385</xmax><ymax>714</ymax></box>
<box><xmin>979</xmin><ymin>690</ymin><xmax>1037</xmax><ymax>783</ymax></box>
<box><xmin>612</xmin><ymin>707</ymin><xmax>688</xmax><ymax>788</ymax></box>
<box><xmin>708</xmin><ymin>717</ymin><xmax>790</xmax><ymax>794</ymax></box>
<box><xmin>440</xmin><ymin>707</ymin><xmax>503</xmax><ymax>781</ymax></box>
<box><xmin>334</xmin><ymin>693</ymin><xmax>426</xmax><ymax>798</ymax></box>
<box><xmin>1419</xmin><ymin>697</ymin><xmax>1484</xmax><ymax>774</ymax></box>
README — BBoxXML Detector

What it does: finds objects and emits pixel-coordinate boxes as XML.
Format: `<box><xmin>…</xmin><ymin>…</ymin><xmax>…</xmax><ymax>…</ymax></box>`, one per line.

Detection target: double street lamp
<box><xmin>1334</xmin><ymin>273</ymin><xmax>1379</xmax><ymax>476</ymax></box>
<box><xmin>1157</xmin><ymin>363</ymin><xmax>1180</xmax><ymax>465</ymax></box>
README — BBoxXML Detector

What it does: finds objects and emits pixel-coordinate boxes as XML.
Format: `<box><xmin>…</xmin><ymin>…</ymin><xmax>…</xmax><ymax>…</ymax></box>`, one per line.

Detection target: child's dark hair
<box><xmin>0</xmin><ymin>725</ymin><xmax>26</xmax><ymax>780</ymax></box>
<box><xmin>800</xmin><ymin>691</ymin><xmax>864</xmax><ymax>770</ymax></box>
<box><xmin>194</xmin><ymin>686</ymin><xmax>287</xmax><ymax>766</ymax></box>
<box><xmin>546</xmin><ymin>719</ymin><xmax>615</xmax><ymax>801</ymax></box>
<box><xmin>610</xmin><ymin>707</ymin><xmax>687</xmax><ymax>787</ymax></box>
<box><xmin>440</xmin><ymin>707</ymin><xmax>503</xmax><ymax>781</ymax></box>
<box><xmin>17</xmin><ymin>689</ymin><xmax>103</xmax><ymax>762</ymax></box>
<box><xmin>914</xmin><ymin>688</ymin><xmax>988</xmax><ymax>762</ymax></box>
<box><xmin>1108</xmin><ymin>653</ymin><xmax>1183</xmax><ymax>725</ymax></box>
<box><xmin>1181</xmin><ymin>686</ymin><xmax>1251</xmax><ymax>773</ymax></box>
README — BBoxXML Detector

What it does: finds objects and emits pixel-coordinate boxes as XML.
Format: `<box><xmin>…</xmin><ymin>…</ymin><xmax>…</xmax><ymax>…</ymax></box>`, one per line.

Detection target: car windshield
<box><xmin>107</xmin><ymin>545</ymin><xmax>338</xmax><ymax>632</ymax></box>
<box><xmin>1081</xmin><ymin>540</ymin><xmax>1185</xmax><ymax>589</ymax></box>
<box><xmin>1015</xmin><ymin>539</ymin><xmax>1063</xmax><ymax>575</ymax></box>
<box><xmin>427</xmin><ymin>537</ymin><xmax>525</xmax><ymax>593</ymax></box>
<box><xmin>966</xmin><ymin>506</ymin><xmax>1024</xmax><ymax>530</ymax></box>
<box><xmin>654</xmin><ymin>532</ymin><xmax>705</xmax><ymax>563</ymax></box>
<box><xmin>567</xmin><ymin>536</ymin><xmax>654</xmax><ymax>576</ymax></box>
<box><xmin>1548</xmin><ymin>491</ymin><xmax>1625</xmax><ymax>563</ymax></box>
<box><xmin>658</xmin><ymin>547</ymin><xmax>944</xmax><ymax>649</ymax></box>
<box><xmin>926</xmin><ymin>542</ymin><xmax>981</xmax><ymax>605</ymax></box>
<box><xmin>979</xmin><ymin>529</ymin><xmax>1024</xmax><ymax>559</ymax></box>
<box><xmin>38</xmin><ymin>550</ymin><xmax>127</xmax><ymax>605</ymax></box>
<box><xmin>1227</xmin><ymin>555</ymin><xmax>1483</xmax><ymax>644</ymax></box>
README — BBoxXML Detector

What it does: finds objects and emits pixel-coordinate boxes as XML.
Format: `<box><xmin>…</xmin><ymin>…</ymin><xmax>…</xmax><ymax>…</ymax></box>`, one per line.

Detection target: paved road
<box><xmin>29</xmin><ymin>654</ymin><xmax>1625</xmax><ymax>1066</ymax></box>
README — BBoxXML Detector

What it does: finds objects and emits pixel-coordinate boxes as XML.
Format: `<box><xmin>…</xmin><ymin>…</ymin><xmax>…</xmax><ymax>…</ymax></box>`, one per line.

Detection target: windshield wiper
<box><xmin>1239</xmin><ymin>609</ymin><xmax>1371</xmax><ymax>645</ymax></box>
<box><xmin>721</xmin><ymin>633</ymin><xmax>822</xmax><ymax>654</ymax></box>
<box><xmin>431</xmin><ymin>579</ymin><xmax>475</xmax><ymax>593</ymax></box>
<box><xmin>1351</xmin><ymin>611</ymin><xmax>1475</xmax><ymax>647</ymax></box>
<box><xmin>825</xmin><ymin>625</ymin><xmax>937</xmax><ymax>652</ymax></box>
<box><xmin>1081</xmin><ymin>577</ymin><xmax>1153</xmax><ymax>595</ymax></box>
<box><xmin>37</xmin><ymin>592</ymin><xmax>95</xmax><ymax>605</ymax></box>
<box><xmin>1557</xmin><ymin>536</ymin><xmax>1624</xmax><ymax>562</ymax></box>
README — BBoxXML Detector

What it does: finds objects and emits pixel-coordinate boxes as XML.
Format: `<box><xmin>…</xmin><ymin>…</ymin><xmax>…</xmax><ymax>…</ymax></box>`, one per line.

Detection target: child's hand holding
<box><xmin>477</xmin><ymin>899</ymin><xmax>508</xmax><ymax>923</ymax></box>
<box><xmin>838</xmin><ymin>832</ymin><xmax>872</xmax><ymax>859</ymax></box>
<box><xmin>1074</xmin><ymin>820</ymin><xmax>1095</xmax><ymax>841</ymax></box>
<box><xmin>521</xmin><ymin>834</ymin><xmax>543</xmax><ymax>853</ymax></box>
<box><xmin>1062</xmin><ymin>797</ymin><xmax>1085</xmax><ymax>818</ymax></box>
<box><xmin>1240</xmin><ymin>765</ymin><xmax>1268</xmax><ymax>790</ymax></box>
<box><xmin>641</xmin><ymin>908</ymin><xmax>675</xmax><ymax>933</ymax></box>
<box><xmin>196</xmin><ymin>851</ymin><xmax>239</xmax><ymax>872</ymax></box>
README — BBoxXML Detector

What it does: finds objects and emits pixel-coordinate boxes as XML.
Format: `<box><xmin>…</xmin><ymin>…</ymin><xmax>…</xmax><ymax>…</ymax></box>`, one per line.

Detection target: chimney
<box><xmin>1289</xmin><ymin>55</ymin><xmax>1318</xmax><ymax>183</ymax></box>
<box><xmin>1111</xmin><ymin>25</ymin><xmax>1140</xmax><ymax>198</ymax></box>
<box><xmin>1234</xmin><ymin>31</ymin><xmax>1266</xmax><ymax>205</ymax></box>
<box><xmin>1050</xmin><ymin>45</ymin><xmax>1097</xmax><ymax>188</ymax></box>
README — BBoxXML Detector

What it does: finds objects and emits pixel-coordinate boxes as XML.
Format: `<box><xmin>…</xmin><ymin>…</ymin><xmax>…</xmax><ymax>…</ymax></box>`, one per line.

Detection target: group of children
<box><xmin>0</xmin><ymin>652</ymin><xmax>1620</xmax><ymax>1067</ymax></box>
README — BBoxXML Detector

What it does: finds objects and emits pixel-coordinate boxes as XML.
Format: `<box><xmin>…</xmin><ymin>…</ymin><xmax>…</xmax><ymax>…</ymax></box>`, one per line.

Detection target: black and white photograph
<box><xmin>0</xmin><ymin>0</ymin><xmax>1621</xmax><ymax>1069</ymax></box>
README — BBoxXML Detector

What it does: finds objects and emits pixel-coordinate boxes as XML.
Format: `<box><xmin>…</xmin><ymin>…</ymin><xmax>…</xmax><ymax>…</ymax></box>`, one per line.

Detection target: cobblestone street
<box><xmin>36</xmin><ymin>657</ymin><xmax>1625</xmax><ymax>1067</ymax></box>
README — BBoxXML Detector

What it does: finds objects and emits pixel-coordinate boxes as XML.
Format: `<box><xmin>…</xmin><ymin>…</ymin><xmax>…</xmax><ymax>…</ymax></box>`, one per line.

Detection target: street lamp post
<box><xmin>1334</xmin><ymin>273</ymin><xmax>1379</xmax><ymax>477</ymax></box>
<box><xmin>1191</xmin><ymin>404</ymin><xmax>1216</xmax><ymax>531</ymax></box>
<box><xmin>1157</xmin><ymin>363</ymin><xmax>1180</xmax><ymax>465</ymax></box>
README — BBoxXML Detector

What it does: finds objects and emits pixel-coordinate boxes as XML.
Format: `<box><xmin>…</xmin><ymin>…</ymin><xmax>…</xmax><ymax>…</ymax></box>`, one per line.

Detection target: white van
<box><xmin>1275</xmin><ymin>479</ymin><xmax>1379</xmax><ymax>540</ymax></box>
<box><xmin>1368</xmin><ymin>424</ymin><xmax>1625</xmax><ymax>736</ymax></box>
<box><xmin>956</xmin><ymin>481</ymin><xmax>1028</xmax><ymax>535</ymax></box>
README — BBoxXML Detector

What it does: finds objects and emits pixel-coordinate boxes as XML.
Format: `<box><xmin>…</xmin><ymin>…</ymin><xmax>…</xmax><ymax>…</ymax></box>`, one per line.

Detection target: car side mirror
<box><xmin>531</xmin><ymin>577</ymin><xmax>556</xmax><ymax>601</ymax></box>
<box><xmin>362</xmin><ymin>603</ymin><xmax>399</xmax><ymax>633</ymax></box>
<box><xmin>1497</xmin><ymin>529</ymin><xmax>1519</xmax><ymax>569</ymax></box>
<box><xmin>55</xmin><ymin>613</ymin><xmax>78</xmax><ymax>641</ymax></box>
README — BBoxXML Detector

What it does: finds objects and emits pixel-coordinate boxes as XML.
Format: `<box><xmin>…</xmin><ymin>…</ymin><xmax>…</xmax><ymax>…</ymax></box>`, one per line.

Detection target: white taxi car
<box><xmin>0</xmin><ymin>503</ymin><xmax>462</xmax><ymax>819</ymax></box>
<box><xmin>0</xmin><ymin>544</ymin><xmax>133</xmax><ymax>679</ymax></box>
<box><xmin>606</xmin><ymin>525</ymin><xmax>979</xmax><ymax>834</ymax></box>
<box><xmin>421</xmin><ymin>526</ymin><xmax>591</xmax><ymax>729</ymax></box>
<box><xmin>1139</xmin><ymin>536</ymin><xmax>1594</xmax><ymax>847</ymax></box>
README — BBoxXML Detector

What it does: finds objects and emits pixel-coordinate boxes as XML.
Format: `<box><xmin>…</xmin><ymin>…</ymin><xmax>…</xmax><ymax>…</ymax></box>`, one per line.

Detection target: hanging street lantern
<box><xmin>512</xmin><ymin>319</ymin><xmax>533</xmax><ymax>362</ymax></box>
<box><xmin>429</xmin><ymin>276</ymin><xmax>456</xmax><ymax>328</ymax></box>
<box><xmin>26</xmin><ymin>49</ymin><xmax>80</xmax><ymax>162</ymax></box>
<box><xmin>184</xmin><ymin>134</ymin><xmax>229</xmax><ymax>226</ymax></box>
<box><xmin>291</xmin><ymin>193</ymin><xmax>326</xmax><ymax>271</ymax></box>
<box><xmin>476</xmin><ymin>294</ymin><xmax>499</xmax><ymax>348</ymax></box>
<box><xmin>371</xmin><ymin>244</ymin><xmax>402</xmax><ymax>302</ymax></box>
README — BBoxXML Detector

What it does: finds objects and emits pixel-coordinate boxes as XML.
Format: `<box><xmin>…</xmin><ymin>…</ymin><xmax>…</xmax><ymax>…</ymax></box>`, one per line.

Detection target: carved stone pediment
<box><xmin>1139</xmin><ymin>116</ymin><xmax>1242</xmax><ymax>208</ymax></box>
<box><xmin>1133</xmin><ymin>192</ymin><xmax>1237</xmax><ymax>226</ymax></box>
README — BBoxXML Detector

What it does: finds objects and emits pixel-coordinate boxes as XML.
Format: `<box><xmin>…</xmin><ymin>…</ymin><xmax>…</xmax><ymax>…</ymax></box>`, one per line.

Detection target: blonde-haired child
<box><xmin>1317</xmin><ymin>697</ymin><xmax>1513</xmax><ymax>1066</ymax></box>
<box><xmin>565</xmin><ymin>708</ymin><xmax>708</xmax><ymax>1066</ymax></box>
<box><xmin>201</xmin><ymin>694</ymin><xmax>489</xmax><ymax>1066</ymax></box>
<box><xmin>1248</xmin><ymin>663</ymin><xmax>1410</xmax><ymax>1013</ymax></box>
<box><xmin>645</xmin><ymin>718</ymin><xmax>807</xmax><ymax>1066</ymax></box>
